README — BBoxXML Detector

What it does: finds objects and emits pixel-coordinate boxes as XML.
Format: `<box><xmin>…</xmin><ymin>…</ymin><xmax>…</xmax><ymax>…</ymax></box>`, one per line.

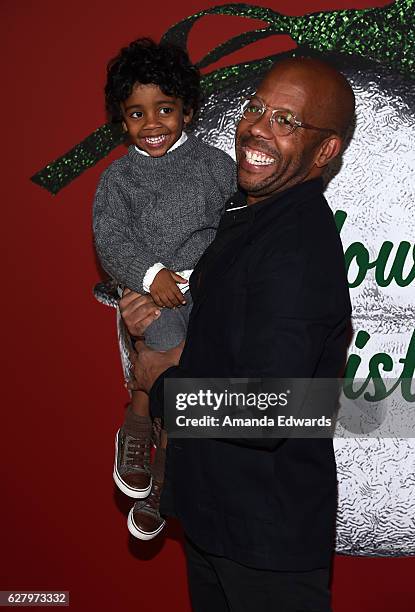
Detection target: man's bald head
<box><xmin>235</xmin><ymin>56</ymin><xmax>355</xmax><ymax>203</ymax></box>
<box><xmin>264</xmin><ymin>57</ymin><xmax>355</xmax><ymax>139</ymax></box>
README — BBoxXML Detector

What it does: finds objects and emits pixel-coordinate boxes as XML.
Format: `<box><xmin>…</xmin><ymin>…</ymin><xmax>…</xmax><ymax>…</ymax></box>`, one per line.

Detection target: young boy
<box><xmin>93</xmin><ymin>38</ymin><xmax>236</xmax><ymax>540</ymax></box>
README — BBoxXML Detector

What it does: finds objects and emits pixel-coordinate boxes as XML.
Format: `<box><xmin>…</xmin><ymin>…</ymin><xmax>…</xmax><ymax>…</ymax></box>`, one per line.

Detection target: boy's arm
<box><xmin>93</xmin><ymin>169</ymin><xmax>167</xmax><ymax>294</ymax></box>
<box><xmin>207</xmin><ymin>147</ymin><xmax>238</xmax><ymax>203</ymax></box>
<box><xmin>224</xmin><ymin>152</ymin><xmax>238</xmax><ymax>199</ymax></box>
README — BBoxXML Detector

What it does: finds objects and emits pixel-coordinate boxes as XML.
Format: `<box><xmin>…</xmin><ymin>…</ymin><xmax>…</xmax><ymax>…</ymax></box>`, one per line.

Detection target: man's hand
<box><xmin>119</xmin><ymin>289</ymin><xmax>161</xmax><ymax>337</ymax></box>
<box><xmin>150</xmin><ymin>269</ymin><xmax>187</xmax><ymax>308</ymax></box>
<box><xmin>130</xmin><ymin>340</ymin><xmax>185</xmax><ymax>393</ymax></box>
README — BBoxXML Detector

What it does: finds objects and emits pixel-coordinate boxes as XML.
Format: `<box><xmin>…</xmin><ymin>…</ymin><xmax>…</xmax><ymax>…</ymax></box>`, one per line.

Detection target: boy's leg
<box><xmin>126</xmin><ymin>299</ymin><xmax>191</xmax><ymax>540</ymax></box>
<box><xmin>131</xmin><ymin>388</ymin><xmax>150</xmax><ymax>416</ymax></box>
<box><xmin>127</xmin><ymin>429</ymin><xmax>167</xmax><ymax>540</ymax></box>
<box><xmin>113</xmin><ymin>391</ymin><xmax>152</xmax><ymax>499</ymax></box>
<box><xmin>144</xmin><ymin>295</ymin><xmax>192</xmax><ymax>351</ymax></box>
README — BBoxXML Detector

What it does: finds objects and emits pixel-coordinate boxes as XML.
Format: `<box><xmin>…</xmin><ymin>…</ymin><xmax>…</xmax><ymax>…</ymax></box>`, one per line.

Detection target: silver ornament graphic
<box><xmin>94</xmin><ymin>52</ymin><xmax>415</xmax><ymax>557</ymax></box>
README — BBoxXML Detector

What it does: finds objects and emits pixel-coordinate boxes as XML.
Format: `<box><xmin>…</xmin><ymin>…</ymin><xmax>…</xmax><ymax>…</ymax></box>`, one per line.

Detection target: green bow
<box><xmin>31</xmin><ymin>0</ymin><xmax>413</xmax><ymax>195</ymax></box>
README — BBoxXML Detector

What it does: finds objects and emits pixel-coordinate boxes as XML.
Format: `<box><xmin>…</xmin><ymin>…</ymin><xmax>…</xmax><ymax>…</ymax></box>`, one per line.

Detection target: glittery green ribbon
<box><xmin>31</xmin><ymin>0</ymin><xmax>413</xmax><ymax>195</ymax></box>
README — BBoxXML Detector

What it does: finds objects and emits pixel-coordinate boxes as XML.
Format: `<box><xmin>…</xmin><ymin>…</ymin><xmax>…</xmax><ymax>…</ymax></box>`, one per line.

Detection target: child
<box><xmin>93</xmin><ymin>38</ymin><xmax>236</xmax><ymax>540</ymax></box>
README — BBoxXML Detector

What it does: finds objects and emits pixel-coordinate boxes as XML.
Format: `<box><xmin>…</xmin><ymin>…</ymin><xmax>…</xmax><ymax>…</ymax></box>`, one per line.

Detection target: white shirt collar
<box><xmin>134</xmin><ymin>131</ymin><xmax>188</xmax><ymax>156</ymax></box>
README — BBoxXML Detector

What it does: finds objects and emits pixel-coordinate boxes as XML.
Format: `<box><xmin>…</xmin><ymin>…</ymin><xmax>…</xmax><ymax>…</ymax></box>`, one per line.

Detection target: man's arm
<box><xmin>119</xmin><ymin>290</ymin><xmax>187</xmax><ymax>402</ymax></box>
<box><xmin>235</xmin><ymin>249</ymin><xmax>331</xmax><ymax>379</ymax></box>
<box><xmin>120</xmin><ymin>254</ymin><xmax>339</xmax><ymax>450</ymax></box>
<box><xmin>219</xmin><ymin>245</ymin><xmax>344</xmax><ymax>450</ymax></box>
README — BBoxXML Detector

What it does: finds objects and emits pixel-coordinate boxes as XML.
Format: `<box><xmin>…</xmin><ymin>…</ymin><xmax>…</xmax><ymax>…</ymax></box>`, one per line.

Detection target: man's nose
<box><xmin>248</xmin><ymin>111</ymin><xmax>274</xmax><ymax>139</ymax></box>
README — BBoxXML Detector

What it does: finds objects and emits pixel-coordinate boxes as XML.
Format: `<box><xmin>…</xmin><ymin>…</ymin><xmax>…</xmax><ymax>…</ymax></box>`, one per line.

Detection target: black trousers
<box><xmin>184</xmin><ymin>536</ymin><xmax>332</xmax><ymax>612</ymax></box>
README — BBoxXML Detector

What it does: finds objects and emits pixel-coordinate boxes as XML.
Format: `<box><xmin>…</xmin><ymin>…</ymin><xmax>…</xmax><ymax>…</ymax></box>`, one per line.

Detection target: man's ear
<box><xmin>314</xmin><ymin>135</ymin><xmax>342</xmax><ymax>168</ymax></box>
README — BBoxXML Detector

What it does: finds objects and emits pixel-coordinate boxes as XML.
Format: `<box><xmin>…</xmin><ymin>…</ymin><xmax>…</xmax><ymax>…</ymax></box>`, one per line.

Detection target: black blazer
<box><xmin>151</xmin><ymin>177</ymin><xmax>351</xmax><ymax>571</ymax></box>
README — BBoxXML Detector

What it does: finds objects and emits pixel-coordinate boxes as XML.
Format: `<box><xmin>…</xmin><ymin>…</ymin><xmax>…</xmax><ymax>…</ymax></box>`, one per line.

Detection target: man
<box><xmin>120</xmin><ymin>57</ymin><xmax>355</xmax><ymax>611</ymax></box>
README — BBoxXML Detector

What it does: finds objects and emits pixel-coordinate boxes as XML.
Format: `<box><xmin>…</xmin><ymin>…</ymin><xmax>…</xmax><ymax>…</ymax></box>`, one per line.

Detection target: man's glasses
<box><xmin>241</xmin><ymin>96</ymin><xmax>337</xmax><ymax>137</ymax></box>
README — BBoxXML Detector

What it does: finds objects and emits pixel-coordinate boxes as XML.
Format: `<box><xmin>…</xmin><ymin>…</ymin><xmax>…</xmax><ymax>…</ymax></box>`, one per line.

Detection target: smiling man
<box><xmin>121</xmin><ymin>57</ymin><xmax>355</xmax><ymax>611</ymax></box>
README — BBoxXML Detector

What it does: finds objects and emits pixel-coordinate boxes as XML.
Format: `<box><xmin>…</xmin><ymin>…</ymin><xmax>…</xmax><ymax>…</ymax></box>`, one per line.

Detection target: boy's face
<box><xmin>121</xmin><ymin>83</ymin><xmax>193</xmax><ymax>157</ymax></box>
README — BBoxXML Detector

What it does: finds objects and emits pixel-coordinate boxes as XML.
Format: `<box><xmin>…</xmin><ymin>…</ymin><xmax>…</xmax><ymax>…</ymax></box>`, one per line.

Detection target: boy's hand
<box><xmin>150</xmin><ymin>269</ymin><xmax>187</xmax><ymax>308</ymax></box>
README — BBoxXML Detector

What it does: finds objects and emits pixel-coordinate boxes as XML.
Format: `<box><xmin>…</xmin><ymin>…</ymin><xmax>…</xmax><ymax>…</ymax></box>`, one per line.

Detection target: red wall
<box><xmin>2</xmin><ymin>1</ymin><xmax>413</xmax><ymax>610</ymax></box>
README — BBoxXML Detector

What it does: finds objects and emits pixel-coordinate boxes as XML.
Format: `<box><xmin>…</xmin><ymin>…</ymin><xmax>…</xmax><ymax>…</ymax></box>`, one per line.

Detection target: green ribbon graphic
<box><xmin>31</xmin><ymin>0</ymin><xmax>413</xmax><ymax>195</ymax></box>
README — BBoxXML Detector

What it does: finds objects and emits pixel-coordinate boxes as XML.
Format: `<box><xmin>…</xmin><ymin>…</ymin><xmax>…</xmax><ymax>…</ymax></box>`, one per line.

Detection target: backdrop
<box><xmin>2</xmin><ymin>1</ymin><xmax>414</xmax><ymax>610</ymax></box>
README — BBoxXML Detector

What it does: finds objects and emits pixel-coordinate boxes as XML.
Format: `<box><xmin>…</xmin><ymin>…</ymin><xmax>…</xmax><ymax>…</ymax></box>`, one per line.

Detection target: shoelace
<box><xmin>125</xmin><ymin>434</ymin><xmax>150</xmax><ymax>468</ymax></box>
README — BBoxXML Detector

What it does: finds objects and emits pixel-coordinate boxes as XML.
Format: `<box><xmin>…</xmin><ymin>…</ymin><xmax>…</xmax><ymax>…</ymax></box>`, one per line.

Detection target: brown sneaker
<box><xmin>151</xmin><ymin>417</ymin><xmax>162</xmax><ymax>448</ymax></box>
<box><xmin>113</xmin><ymin>428</ymin><xmax>152</xmax><ymax>499</ymax></box>
<box><xmin>127</xmin><ymin>480</ymin><xmax>166</xmax><ymax>540</ymax></box>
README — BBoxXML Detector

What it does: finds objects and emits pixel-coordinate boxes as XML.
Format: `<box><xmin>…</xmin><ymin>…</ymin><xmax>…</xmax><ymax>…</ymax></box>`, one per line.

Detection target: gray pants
<box><xmin>144</xmin><ymin>292</ymin><xmax>192</xmax><ymax>351</ymax></box>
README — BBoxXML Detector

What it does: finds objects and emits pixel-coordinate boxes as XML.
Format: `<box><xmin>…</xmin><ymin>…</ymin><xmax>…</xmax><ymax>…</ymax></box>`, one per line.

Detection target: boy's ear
<box><xmin>122</xmin><ymin>120</ymin><xmax>128</xmax><ymax>133</ymax></box>
<box><xmin>183</xmin><ymin>108</ymin><xmax>194</xmax><ymax>126</ymax></box>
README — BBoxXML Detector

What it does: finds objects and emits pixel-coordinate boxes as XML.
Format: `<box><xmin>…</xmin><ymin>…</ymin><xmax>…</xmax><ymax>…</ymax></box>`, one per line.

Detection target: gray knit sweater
<box><xmin>93</xmin><ymin>135</ymin><xmax>237</xmax><ymax>293</ymax></box>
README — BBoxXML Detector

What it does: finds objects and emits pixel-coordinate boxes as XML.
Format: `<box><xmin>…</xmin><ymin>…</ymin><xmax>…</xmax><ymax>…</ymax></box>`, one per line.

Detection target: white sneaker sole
<box><xmin>113</xmin><ymin>430</ymin><xmax>152</xmax><ymax>499</ymax></box>
<box><xmin>127</xmin><ymin>507</ymin><xmax>166</xmax><ymax>541</ymax></box>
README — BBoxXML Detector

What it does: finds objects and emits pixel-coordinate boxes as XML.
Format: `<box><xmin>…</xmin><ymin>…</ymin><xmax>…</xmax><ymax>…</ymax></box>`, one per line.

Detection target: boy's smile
<box><xmin>121</xmin><ymin>83</ymin><xmax>192</xmax><ymax>157</ymax></box>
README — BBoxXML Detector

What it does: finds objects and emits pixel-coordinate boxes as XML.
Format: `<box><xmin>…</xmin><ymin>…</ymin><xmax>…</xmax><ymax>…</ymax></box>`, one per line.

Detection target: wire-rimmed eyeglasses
<box><xmin>241</xmin><ymin>96</ymin><xmax>337</xmax><ymax>137</ymax></box>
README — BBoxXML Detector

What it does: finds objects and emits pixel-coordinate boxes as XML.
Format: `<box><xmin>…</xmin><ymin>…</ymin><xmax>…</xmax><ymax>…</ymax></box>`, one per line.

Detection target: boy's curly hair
<box><xmin>105</xmin><ymin>38</ymin><xmax>201</xmax><ymax>123</ymax></box>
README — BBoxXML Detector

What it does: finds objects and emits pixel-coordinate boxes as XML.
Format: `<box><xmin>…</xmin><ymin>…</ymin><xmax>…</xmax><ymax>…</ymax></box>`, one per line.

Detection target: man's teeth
<box><xmin>144</xmin><ymin>136</ymin><xmax>166</xmax><ymax>145</ymax></box>
<box><xmin>245</xmin><ymin>148</ymin><xmax>275</xmax><ymax>166</ymax></box>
